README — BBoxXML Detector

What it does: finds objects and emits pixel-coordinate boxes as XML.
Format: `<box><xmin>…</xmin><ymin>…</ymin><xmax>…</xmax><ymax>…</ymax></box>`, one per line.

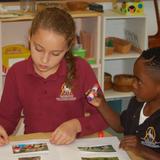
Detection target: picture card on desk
<box><xmin>18</xmin><ymin>156</ymin><xmax>41</xmax><ymax>160</ymax></box>
<box><xmin>81</xmin><ymin>157</ymin><xmax>119</xmax><ymax>160</ymax></box>
<box><xmin>78</xmin><ymin>145</ymin><xmax>116</xmax><ymax>152</ymax></box>
<box><xmin>59</xmin><ymin>136</ymin><xmax>131</xmax><ymax>160</ymax></box>
<box><xmin>0</xmin><ymin>139</ymin><xmax>61</xmax><ymax>160</ymax></box>
<box><xmin>12</xmin><ymin>142</ymin><xmax>48</xmax><ymax>154</ymax></box>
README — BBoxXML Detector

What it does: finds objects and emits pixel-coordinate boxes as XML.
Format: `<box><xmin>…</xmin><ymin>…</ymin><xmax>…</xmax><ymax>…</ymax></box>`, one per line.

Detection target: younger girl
<box><xmin>88</xmin><ymin>47</ymin><xmax>160</xmax><ymax>160</ymax></box>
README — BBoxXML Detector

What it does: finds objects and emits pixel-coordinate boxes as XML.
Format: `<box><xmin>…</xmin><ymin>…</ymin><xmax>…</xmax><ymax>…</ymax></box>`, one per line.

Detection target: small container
<box><xmin>20</xmin><ymin>0</ymin><xmax>35</xmax><ymax>13</ymax></box>
<box><xmin>111</xmin><ymin>37</ymin><xmax>132</xmax><ymax>54</ymax></box>
<box><xmin>67</xmin><ymin>1</ymin><xmax>89</xmax><ymax>11</ymax></box>
<box><xmin>105</xmin><ymin>38</ymin><xmax>114</xmax><ymax>56</ymax></box>
<box><xmin>104</xmin><ymin>72</ymin><xmax>112</xmax><ymax>90</ymax></box>
<box><xmin>105</xmin><ymin>47</ymin><xmax>114</xmax><ymax>56</ymax></box>
<box><xmin>72</xmin><ymin>48</ymin><xmax>86</xmax><ymax>58</ymax></box>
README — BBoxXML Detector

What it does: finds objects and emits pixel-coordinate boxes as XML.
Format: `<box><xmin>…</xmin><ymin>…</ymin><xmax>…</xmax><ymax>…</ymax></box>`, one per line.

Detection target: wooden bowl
<box><xmin>104</xmin><ymin>72</ymin><xmax>112</xmax><ymax>90</ymax></box>
<box><xmin>66</xmin><ymin>2</ymin><xmax>89</xmax><ymax>11</ymax></box>
<box><xmin>113</xmin><ymin>74</ymin><xmax>134</xmax><ymax>92</ymax></box>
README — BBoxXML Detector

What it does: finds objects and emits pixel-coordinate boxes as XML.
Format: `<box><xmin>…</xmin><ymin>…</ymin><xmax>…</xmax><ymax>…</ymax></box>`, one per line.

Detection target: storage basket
<box><xmin>66</xmin><ymin>1</ymin><xmax>89</xmax><ymax>11</ymax></box>
<box><xmin>110</xmin><ymin>37</ymin><xmax>132</xmax><ymax>54</ymax></box>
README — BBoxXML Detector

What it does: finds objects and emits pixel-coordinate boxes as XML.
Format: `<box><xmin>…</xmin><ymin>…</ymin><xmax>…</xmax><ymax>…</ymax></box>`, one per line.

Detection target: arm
<box><xmin>0</xmin><ymin>67</ymin><xmax>22</xmax><ymax>135</ymax></box>
<box><xmin>0</xmin><ymin>125</ymin><xmax>9</xmax><ymax>146</ymax></box>
<box><xmin>89</xmin><ymin>93</ymin><xmax>124</xmax><ymax>133</ymax></box>
<box><xmin>120</xmin><ymin>135</ymin><xmax>160</xmax><ymax>160</ymax></box>
<box><xmin>75</xmin><ymin>58</ymin><xmax>108</xmax><ymax>136</ymax></box>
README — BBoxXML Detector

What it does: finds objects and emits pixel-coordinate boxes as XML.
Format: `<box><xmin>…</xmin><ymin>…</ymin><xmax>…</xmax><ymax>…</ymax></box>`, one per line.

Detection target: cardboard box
<box><xmin>2</xmin><ymin>44</ymin><xmax>30</xmax><ymax>73</ymax></box>
<box><xmin>113</xmin><ymin>0</ymin><xmax>144</xmax><ymax>16</ymax></box>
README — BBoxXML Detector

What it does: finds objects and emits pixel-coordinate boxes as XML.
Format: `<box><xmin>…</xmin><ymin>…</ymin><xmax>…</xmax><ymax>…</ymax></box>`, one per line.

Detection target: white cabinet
<box><xmin>72</xmin><ymin>11</ymin><xmax>102</xmax><ymax>85</ymax></box>
<box><xmin>101</xmin><ymin>10</ymin><xmax>148</xmax><ymax>100</ymax></box>
<box><xmin>0</xmin><ymin>17</ymin><xmax>33</xmax><ymax>94</ymax></box>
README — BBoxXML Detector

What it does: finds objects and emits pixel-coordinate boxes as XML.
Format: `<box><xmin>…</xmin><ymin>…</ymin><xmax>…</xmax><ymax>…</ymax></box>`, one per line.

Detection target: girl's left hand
<box><xmin>50</xmin><ymin>119</ymin><xmax>81</xmax><ymax>145</ymax></box>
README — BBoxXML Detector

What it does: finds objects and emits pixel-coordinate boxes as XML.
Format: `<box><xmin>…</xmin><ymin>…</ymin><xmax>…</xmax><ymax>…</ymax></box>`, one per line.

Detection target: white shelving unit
<box><xmin>102</xmin><ymin>10</ymin><xmax>148</xmax><ymax>100</ymax></box>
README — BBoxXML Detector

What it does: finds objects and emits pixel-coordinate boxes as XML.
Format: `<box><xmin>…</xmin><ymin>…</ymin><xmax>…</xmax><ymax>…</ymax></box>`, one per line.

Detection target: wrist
<box><xmin>73</xmin><ymin>119</ymin><xmax>82</xmax><ymax>133</ymax></box>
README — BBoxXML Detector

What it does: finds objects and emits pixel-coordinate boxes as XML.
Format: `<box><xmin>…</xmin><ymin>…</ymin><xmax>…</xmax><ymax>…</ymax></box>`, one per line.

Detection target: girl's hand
<box><xmin>119</xmin><ymin>135</ymin><xmax>144</xmax><ymax>155</ymax></box>
<box><xmin>0</xmin><ymin>125</ymin><xmax>9</xmax><ymax>146</ymax></box>
<box><xmin>50</xmin><ymin>119</ymin><xmax>81</xmax><ymax>145</ymax></box>
<box><xmin>86</xmin><ymin>90</ymin><xmax>106</xmax><ymax>108</ymax></box>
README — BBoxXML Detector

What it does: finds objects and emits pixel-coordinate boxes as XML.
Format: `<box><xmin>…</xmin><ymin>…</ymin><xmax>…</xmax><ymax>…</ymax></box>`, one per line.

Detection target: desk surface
<box><xmin>9</xmin><ymin>132</ymin><xmax>144</xmax><ymax>160</ymax></box>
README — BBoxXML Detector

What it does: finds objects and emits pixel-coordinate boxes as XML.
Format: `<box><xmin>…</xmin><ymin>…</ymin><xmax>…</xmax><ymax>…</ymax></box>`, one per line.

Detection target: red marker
<box><xmin>98</xmin><ymin>131</ymin><xmax>104</xmax><ymax>138</ymax></box>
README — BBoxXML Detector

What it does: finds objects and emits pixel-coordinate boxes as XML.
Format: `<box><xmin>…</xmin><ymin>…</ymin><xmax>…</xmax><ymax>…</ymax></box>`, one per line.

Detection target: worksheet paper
<box><xmin>0</xmin><ymin>137</ymin><xmax>131</xmax><ymax>160</ymax></box>
<box><xmin>60</xmin><ymin>136</ymin><xmax>131</xmax><ymax>160</ymax></box>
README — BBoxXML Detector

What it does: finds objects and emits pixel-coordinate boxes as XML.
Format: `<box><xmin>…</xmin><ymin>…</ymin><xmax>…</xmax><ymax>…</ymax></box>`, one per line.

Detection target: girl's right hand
<box><xmin>86</xmin><ymin>90</ymin><xmax>106</xmax><ymax>108</ymax></box>
<box><xmin>0</xmin><ymin>125</ymin><xmax>9</xmax><ymax>146</ymax></box>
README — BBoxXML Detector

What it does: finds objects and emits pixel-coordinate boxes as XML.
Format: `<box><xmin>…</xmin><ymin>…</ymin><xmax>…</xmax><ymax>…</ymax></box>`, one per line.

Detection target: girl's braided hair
<box><xmin>30</xmin><ymin>7</ymin><xmax>76</xmax><ymax>88</ymax></box>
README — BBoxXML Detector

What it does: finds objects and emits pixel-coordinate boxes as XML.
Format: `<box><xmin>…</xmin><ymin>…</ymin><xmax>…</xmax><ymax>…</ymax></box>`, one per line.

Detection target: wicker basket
<box><xmin>113</xmin><ymin>74</ymin><xmax>134</xmax><ymax>92</ymax></box>
<box><xmin>104</xmin><ymin>72</ymin><xmax>112</xmax><ymax>90</ymax></box>
<box><xmin>110</xmin><ymin>37</ymin><xmax>132</xmax><ymax>54</ymax></box>
<box><xmin>66</xmin><ymin>2</ymin><xmax>89</xmax><ymax>11</ymax></box>
<box><xmin>105</xmin><ymin>47</ymin><xmax>114</xmax><ymax>56</ymax></box>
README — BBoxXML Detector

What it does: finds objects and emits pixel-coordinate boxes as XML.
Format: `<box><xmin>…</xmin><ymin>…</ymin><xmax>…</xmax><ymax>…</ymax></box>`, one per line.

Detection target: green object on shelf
<box><xmin>87</xmin><ymin>58</ymin><xmax>96</xmax><ymax>64</ymax></box>
<box><xmin>72</xmin><ymin>48</ymin><xmax>86</xmax><ymax>58</ymax></box>
<box><xmin>105</xmin><ymin>39</ymin><xmax>113</xmax><ymax>47</ymax></box>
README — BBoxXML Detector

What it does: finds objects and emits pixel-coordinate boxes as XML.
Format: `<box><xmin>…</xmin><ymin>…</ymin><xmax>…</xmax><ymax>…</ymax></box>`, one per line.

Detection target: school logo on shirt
<box><xmin>56</xmin><ymin>83</ymin><xmax>76</xmax><ymax>101</ymax></box>
<box><xmin>141</xmin><ymin>126</ymin><xmax>160</xmax><ymax>148</ymax></box>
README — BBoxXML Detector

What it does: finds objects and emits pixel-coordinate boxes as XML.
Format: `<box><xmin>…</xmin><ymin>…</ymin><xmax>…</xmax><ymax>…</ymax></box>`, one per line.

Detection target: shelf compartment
<box><xmin>104</xmin><ymin>51</ymin><xmax>140</xmax><ymax>60</ymax></box>
<box><xmin>104</xmin><ymin>89</ymin><xmax>134</xmax><ymax>100</ymax></box>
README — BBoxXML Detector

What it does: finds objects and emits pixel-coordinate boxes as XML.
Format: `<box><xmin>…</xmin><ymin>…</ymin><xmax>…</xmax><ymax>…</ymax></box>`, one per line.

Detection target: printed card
<box><xmin>12</xmin><ymin>143</ymin><xmax>48</xmax><ymax>154</ymax></box>
<box><xmin>18</xmin><ymin>156</ymin><xmax>41</xmax><ymax>160</ymax></box>
<box><xmin>81</xmin><ymin>157</ymin><xmax>119</xmax><ymax>160</ymax></box>
<box><xmin>78</xmin><ymin>145</ymin><xmax>116</xmax><ymax>152</ymax></box>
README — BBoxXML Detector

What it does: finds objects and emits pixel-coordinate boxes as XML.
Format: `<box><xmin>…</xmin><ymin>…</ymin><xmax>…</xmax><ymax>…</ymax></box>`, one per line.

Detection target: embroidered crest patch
<box><xmin>56</xmin><ymin>83</ymin><xmax>76</xmax><ymax>101</ymax></box>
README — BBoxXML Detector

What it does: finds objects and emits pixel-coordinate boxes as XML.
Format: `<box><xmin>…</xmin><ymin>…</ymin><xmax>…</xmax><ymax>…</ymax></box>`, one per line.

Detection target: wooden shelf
<box><xmin>104</xmin><ymin>89</ymin><xmax>134</xmax><ymax>100</ymax></box>
<box><xmin>0</xmin><ymin>10</ymin><xmax>102</xmax><ymax>22</ymax></box>
<box><xmin>104</xmin><ymin>51</ymin><xmax>140</xmax><ymax>60</ymax></box>
<box><xmin>103</xmin><ymin>10</ymin><xmax>146</xmax><ymax>19</ymax></box>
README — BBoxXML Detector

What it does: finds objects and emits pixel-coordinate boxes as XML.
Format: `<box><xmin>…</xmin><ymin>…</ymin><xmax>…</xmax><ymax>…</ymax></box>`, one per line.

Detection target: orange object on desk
<box><xmin>98</xmin><ymin>131</ymin><xmax>105</xmax><ymax>138</ymax></box>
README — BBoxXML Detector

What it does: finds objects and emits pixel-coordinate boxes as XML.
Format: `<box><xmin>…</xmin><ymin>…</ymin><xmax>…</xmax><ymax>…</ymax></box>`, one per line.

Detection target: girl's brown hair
<box><xmin>30</xmin><ymin>7</ymin><xmax>76</xmax><ymax>88</ymax></box>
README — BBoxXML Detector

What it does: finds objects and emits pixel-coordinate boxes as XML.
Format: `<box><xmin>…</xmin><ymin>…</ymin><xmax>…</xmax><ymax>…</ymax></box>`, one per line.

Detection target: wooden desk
<box><xmin>9</xmin><ymin>132</ymin><xmax>144</xmax><ymax>160</ymax></box>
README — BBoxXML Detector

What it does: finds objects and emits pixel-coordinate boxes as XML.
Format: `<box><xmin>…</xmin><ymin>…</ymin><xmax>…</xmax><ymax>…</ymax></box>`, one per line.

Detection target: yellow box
<box><xmin>113</xmin><ymin>0</ymin><xmax>144</xmax><ymax>16</ymax></box>
<box><xmin>2</xmin><ymin>44</ymin><xmax>30</xmax><ymax>73</ymax></box>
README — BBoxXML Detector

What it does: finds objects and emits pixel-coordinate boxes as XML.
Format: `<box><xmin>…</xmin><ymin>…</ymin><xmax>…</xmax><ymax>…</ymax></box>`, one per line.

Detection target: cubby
<box><xmin>101</xmin><ymin>10</ymin><xmax>148</xmax><ymax>102</ymax></box>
